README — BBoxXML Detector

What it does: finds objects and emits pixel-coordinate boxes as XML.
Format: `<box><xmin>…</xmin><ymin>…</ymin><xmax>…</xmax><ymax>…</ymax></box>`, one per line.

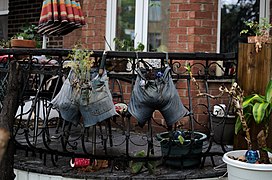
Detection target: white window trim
<box><xmin>105</xmin><ymin>0</ymin><xmax>149</xmax><ymax>51</ymax></box>
<box><xmin>105</xmin><ymin>0</ymin><xmax>117</xmax><ymax>50</ymax></box>
<box><xmin>0</xmin><ymin>0</ymin><xmax>9</xmax><ymax>15</ymax></box>
<box><xmin>260</xmin><ymin>0</ymin><xmax>270</xmax><ymax>18</ymax></box>
<box><xmin>134</xmin><ymin>0</ymin><xmax>148</xmax><ymax>51</ymax></box>
<box><xmin>0</xmin><ymin>10</ymin><xmax>8</xmax><ymax>15</ymax></box>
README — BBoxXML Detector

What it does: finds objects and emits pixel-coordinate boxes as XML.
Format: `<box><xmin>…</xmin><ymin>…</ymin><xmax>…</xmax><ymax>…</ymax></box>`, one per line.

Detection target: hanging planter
<box><xmin>156</xmin><ymin>131</ymin><xmax>207</xmax><ymax>168</ymax></box>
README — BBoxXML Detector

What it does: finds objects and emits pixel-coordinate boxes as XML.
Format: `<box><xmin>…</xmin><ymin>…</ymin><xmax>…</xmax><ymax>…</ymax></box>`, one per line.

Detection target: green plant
<box><xmin>129</xmin><ymin>150</ymin><xmax>156</xmax><ymax>174</ymax></box>
<box><xmin>236</xmin><ymin>80</ymin><xmax>272</xmax><ymax>132</ymax></box>
<box><xmin>240</xmin><ymin>18</ymin><xmax>272</xmax><ymax>37</ymax></box>
<box><xmin>197</xmin><ymin>80</ymin><xmax>272</xmax><ymax>163</ymax></box>
<box><xmin>234</xmin><ymin>80</ymin><xmax>272</xmax><ymax>163</ymax></box>
<box><xmin>240</xmin><ymin>18</ymin><xmax>272</xmax><ymax>52</ymax></box>
<box><xmin>113</xmin><ymin>37</ymin><xmax>145</xmax><ymax>52</ymax></box>
<box><xmin>64</xmin><ymin>44</ymin><xmax>94</xmax><ymax>89</ymax></box>
<box><xmin>12</xmin><ymin>24</ymin><xmax>41</xmax><ymax>48</ymax></box>
<box><xmin>13</xmin><ymin>24</ymin><xmax>40</xmax><ymax>41</ymax></box>
<box><xmin>0</xmin><ymin>39</ymin><xmax>10</xmax><ymax>48</ymax></box>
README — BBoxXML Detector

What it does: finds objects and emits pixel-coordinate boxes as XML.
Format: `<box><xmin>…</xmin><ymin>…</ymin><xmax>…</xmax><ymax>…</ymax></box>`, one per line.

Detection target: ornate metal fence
<box><xmin>0</xmin><ymin>49</ymin><xmax>237</xmax><ymax>169</ymax></box>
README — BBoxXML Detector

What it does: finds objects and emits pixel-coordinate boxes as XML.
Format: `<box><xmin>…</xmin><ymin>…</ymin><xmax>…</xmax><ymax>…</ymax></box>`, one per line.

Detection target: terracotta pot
<box><xmin>247</xmin><ymin>36</ymin><xmax>272</xmax><ymax>44</ymax></box>
<box><xmin>11</xmin><ymin>39</ymin><xmax>36</xmax><ymax>48</ymax></box>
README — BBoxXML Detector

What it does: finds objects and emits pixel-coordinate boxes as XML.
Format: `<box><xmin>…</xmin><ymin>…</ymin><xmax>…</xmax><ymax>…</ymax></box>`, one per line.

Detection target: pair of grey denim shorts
<box><xmin>51</xmin><ymin>69</ymin><xmax>118</xmax><ymax>127</ymax></box>
<box><xmin>128</xmin><ymin>66</ymin><xmax>188</xmax><ymax>128</ymax></box>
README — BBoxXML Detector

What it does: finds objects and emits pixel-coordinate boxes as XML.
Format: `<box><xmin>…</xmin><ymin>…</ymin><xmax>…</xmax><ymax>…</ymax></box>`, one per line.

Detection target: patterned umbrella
<box><xmin>38</xmin><ymin>0</ymin><xmax>85</xmax><ymax>36</ymax></box>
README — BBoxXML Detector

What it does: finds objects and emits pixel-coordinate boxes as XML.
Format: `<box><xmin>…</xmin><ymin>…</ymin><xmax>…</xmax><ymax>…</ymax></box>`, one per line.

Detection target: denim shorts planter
<box><xmin>51</xmin><ymin>69</ymin><xmax>118</xmax><ymax>127</ymax></box>
<box><xmin>128</xmin><ymin>66</ymin><xmax>188</xmax><ymax>128</ymax></box>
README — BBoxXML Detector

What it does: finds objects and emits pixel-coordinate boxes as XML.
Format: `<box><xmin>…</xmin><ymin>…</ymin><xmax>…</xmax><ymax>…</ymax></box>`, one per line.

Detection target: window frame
<box><xmin>217</xmin><ymin>0</ymin><xmax>270</xmax><ymax>53</ymax></box>
<box><xmin>106</xmin><ymin>0</ymin><xmax>270</xmax><ymax>52</ymax></box>
<box><xmin>0</xmin><ymin>0</ymin><xmax>9</xmax><ymax>15</ymax></box>
<box><xmin>105</xmin><ymin>0</ymin><xmax>149</xmax><ymax>51</ymax></box>
<box><xmin>0</xmin><ymin>0</ymin><xmax>9</xmax><ymax>40</ymax></box>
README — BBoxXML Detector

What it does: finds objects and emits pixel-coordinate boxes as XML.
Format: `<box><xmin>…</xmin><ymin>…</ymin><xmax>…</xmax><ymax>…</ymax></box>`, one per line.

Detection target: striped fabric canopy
<box><xmin>38</xmin><ymin>0</ymin><xmax>85</xmax><ymax>36</ymax></box>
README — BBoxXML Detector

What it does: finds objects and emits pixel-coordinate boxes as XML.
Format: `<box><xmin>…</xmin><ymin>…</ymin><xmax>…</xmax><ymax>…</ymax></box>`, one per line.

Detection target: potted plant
<box><xmin>106</xmin><ymin>38</ymin><xmax>144</xmax><ymax>72</ymax></box>
<box><xmin>201</xmin><ymin>81</ymin><xmax>272</xmax><ymax>180</ymax></box>
<box><xmin>10</xmin><ymin>24</ymin><xmax>41</xmax><ymax>48</ymax></box>
<box><xmin>240</xmin><ymin>18</ymin><xmax>272</xmax><ymax>52</ymax></box>
<box><xmin>156</xmin><ymin>130</ymin><xmax>207</xmax><ymax>168</ymax></box>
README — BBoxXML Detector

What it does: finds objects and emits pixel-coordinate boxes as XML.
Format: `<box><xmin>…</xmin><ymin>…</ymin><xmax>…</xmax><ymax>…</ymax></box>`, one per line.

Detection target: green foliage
<box><xmin>13</xmin><ymin>24</ymin><xmax>40</xmax><ymax>41</ymax></box>
<box><xmin>65</xmin><ymin>44</ymin><xmax>94</xmax><ymax>89</ymax></box>
<box><xmin>235</xmin><ymin>80</ymin><xmax>272</xmax><ymax>134</ymax></box>
<box><xmin>113</xmin><ymin>38</ymin><xmax>145</xmax><ymax>52</ymax></box>
<box><xmin>263</xmin><ymin>147</ymin><xmax>272</xmax><ymax>154</ymax></box>
<box><xmin>178</xmin><ymin>135</ymin><xmax>185</xmax><ymax>145</ymax></box>
<box><xmin>12</xmin><ymin>24</ymin><xmax>41</xmax><ymax>48</ymax></box>
<box><xmin>0</xmin><ymin>39</ymin><xmax>10</xmax><ymax>48</ymax></box>
<box><xmin>129</xmin><ymin>150</ymin><xmax>156</xmax><ymax>175</ymax></box>
<box><xmin>240</xmin><ymin>18</ymin><xmax>272</xmax><ymax>36</ymax></box>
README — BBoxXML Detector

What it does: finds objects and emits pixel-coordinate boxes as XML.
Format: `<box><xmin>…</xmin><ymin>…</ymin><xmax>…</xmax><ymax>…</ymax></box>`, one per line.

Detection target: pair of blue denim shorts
<box><xmin>128</xmin><ymin>66</ymin><xmax>188</xmax><ymax>128</ymax></box>
<box><xmin>51</xmin><ymin>69</ymin><xmax>118</xmax><ymax>127</ymax></box>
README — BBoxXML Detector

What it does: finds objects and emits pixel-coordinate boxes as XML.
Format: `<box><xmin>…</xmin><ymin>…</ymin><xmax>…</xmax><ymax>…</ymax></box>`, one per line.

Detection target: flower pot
<box><xmin>247</xmin><ymin>36</ymin><xmax>272</xmax><ymax>44</ymax></box>
<box><xmin>212</xmin><ymin>115</ymin><xmax>236</xmax><ymax>145</ymax></box>
<box><xmin>156</xmin><ymin>131</ymin><xmax>207</xmax><ymax>168</ymax></box>
<box><xmin>10</xmin><ymin>39</ymin><xmax>36</xmax><ymax>48</ymax></box>
<box><xmin>223</xmin><ymin>150</ymin><xmax>272</xmax><ymax>180</ymax></box>
<box><xmin>106</xmin><ymin>58</ymin><xmax>129</xmax><ymax>72</ymax></box>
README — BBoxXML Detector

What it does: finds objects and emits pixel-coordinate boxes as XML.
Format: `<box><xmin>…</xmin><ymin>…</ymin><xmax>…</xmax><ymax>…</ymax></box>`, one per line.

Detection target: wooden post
<box><xmin>235</xmin><ymin>43</ymin><xmax>272</xmax><ymax>150</ymax></box>
<box><xmin>0</xmin><ymin>61</ymin><xmax>22</xmax><ymax>180</ymax></box>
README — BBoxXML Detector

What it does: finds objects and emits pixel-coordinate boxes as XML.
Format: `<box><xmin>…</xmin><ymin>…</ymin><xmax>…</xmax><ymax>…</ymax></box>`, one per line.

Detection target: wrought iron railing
<box><xmin>0</xmin><ymin>48</ymin><xmax>237</xmax><ymax>169</ymax></box>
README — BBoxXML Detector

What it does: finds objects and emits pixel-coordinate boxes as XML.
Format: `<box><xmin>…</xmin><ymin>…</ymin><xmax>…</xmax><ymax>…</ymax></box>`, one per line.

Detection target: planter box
<box><xmin>156</xmin><ymin>131</ymin><xmax>207</xmax><ymax>168</ymax></box>
<box><xmin>223</xmin><ymin>150</ymin><xmax>272</xmax><ymax>180</ymax></box>
<box><xmin>212</xmin><ymin>115</ymin><xmax>236</xmax><ymax>145</ymax></box>
<box><xmin>247</xmin><ymin>36</ymin><xmax>272</xmax><ymax>44</ymax></box>
<box><xmin>11</xmin><ymin>39</ymin><xmax>36</xmax><ymax>48</ymax></box>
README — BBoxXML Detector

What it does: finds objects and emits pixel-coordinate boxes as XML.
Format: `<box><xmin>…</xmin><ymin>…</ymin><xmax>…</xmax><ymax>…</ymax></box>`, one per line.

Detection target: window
<box><xmin>106</xmin><ymin>0</ymin><xmax>169</xmax><ymax>52</ymax></box>
<box><xmin>219</xmin><ymin>0</ymin><xmax>271</xmax><ymax>53</ymax></box>
<box><xmin>147</xmin><ymin>1</ymin><xmax>170</xmax><ymax>52</ymax></box>
<box><xmin>0</xmin><ymin>0</ymin><xmax>9</xmax><ymax>40</ymax></box>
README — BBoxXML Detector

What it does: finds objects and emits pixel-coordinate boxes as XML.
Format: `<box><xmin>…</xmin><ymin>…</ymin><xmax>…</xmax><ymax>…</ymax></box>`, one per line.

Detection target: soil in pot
<box><xmin>156</xmin><ymin>131</ymin><xmax>207</xmax><ymax>168</ymax></box>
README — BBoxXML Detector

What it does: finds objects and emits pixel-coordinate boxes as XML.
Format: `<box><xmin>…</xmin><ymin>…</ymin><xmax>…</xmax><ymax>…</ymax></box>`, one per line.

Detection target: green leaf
<box><xmin>135</xmin><ymin>150</ymin><xmax>145</xmax><ymax>157</ymax></box>
<box><xmin>263</xmin><ymin>147</ymin><xmax>272</xmax><ymax>153</ymax></box>
<box><xmin>178</xmin><ymin>135</ymin><xmax>184</xmax><ymax>145</ymax></box>
<box><xmin>146</xmin><ymin>162</ymin><xmax>156</xmax><ymax>174</ymax></box>
<box><xmin>252</xmin><ymin>102</ymin><xmax>269</xmax><ymax>123</ymax></box>
<box><xmin>265</xmin><ymin>80</ymin><xmax>272</xmax><ymax>103</ymax></box>
<box><xmin>235</xmin><ymin>117</ymin><xmax>242</xmax><ymax>134</ymax></box>
<box><xmin>243</xmin><ymin>94</ymin><xmax>264</xmax><ymax>108</ymax></box>
<box><xmin>130</xmin><ymin>161</ymin><xmax>144</xmax><ymax>174</ymax></box>
<box><xmin>129</xmin><ymin>150</ymin><xmax>146</xmax><ymax>174</ymax></box>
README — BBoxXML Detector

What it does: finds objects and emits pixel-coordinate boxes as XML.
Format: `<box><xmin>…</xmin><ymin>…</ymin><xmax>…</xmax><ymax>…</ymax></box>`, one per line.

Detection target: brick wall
<box><xmin>8</xmin><ymin>0</ymin><xmax>63</xmax><ymax>48</ymax></box>
<box><xmin>63</xmin><ymin>0</ymin><xmax>107</xmax><ymax>49</ymax></box>
<box><xmin>168</xmin><ymin>0</ymin><xmax>218</xmax><ymax>52</ymax></box>
<box><xmin>8</xmin><ymin>0</ymin><xmax>218</xmax><ymax>51</ymax></box>
<box><xmin>8</xmin><ymin>0</ymin><xmax>41</xmax><ymax>39</ymax></box>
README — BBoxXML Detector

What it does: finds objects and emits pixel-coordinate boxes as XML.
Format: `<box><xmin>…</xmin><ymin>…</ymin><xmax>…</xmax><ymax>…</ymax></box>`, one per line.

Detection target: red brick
<box><xmin>194</xmin><ymin>27</ymin><xmax>212</xmax><ymax>35</ymax></box>
<box><xmin>179</xmin><ymin>4</ymin><xmax>201</xmax><ymax>11</ymax></box>
<box><xmin>178</xmin><ymin>19</ymin><xmax>196</xmax><ymax>27</ymax></box>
